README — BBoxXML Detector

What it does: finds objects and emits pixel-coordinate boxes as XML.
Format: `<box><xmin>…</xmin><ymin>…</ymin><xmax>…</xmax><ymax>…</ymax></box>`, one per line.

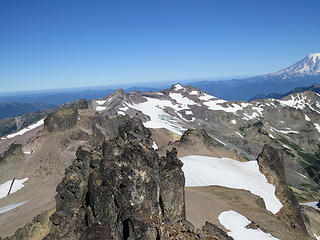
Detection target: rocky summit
<box><xmin>1</xmin><ymin>115</ymin><xmax>230</xmax><ymax>240</ymax></box>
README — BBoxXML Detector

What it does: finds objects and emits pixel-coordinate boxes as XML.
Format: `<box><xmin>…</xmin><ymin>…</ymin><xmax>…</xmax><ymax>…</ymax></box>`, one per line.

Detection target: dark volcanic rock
<box><xmin>44</xmin><ymin>107</ymin><xmax>78</xmax><ymax>132</ymax></box>
<box><xmin>159</xmin><ymin>148</ymin><xmax>186</xmax><ymax>223</ymax></box>
<box><xmin>257</xmin><ymin>144</ymin><xmax>308</xmax><ymax>234</ymax></box>
<box><xmin>202</xmin><ymin>222</ymin><xmax>234</xmax><ymax>240</ymax></box>
<box><xmin>42</xmin><ymin>117</ymin><xmax>220</xmax><ymax>240</ymax></box>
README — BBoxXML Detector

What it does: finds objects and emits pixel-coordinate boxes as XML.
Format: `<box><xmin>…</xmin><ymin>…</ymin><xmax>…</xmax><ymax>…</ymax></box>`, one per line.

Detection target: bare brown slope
<box><xmin>0</xmin><ymin>107</ymin><xmax>96</xmax><ymax>237</ymax></box>
<box><xmin>185</xmin><ymin>186</ymin><xmax>313</xmax><ymax>240</ymax></box>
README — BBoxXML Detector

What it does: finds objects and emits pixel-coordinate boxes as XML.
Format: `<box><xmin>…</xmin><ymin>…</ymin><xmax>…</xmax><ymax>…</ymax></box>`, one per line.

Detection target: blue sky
<box><xmin>0</xmin><ymin>0</ymin><xmax>320</xmax><ymax>92</ymax></box>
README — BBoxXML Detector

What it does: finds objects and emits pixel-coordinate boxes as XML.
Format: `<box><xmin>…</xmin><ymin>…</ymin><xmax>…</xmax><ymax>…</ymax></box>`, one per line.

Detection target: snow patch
<box><xmin>96</xmin><ymin>106</ymin><xmax>107</xmax><ymax>111</ymax></box>
<box><xmin>152</xmin><ymin>141</ymin><xmax>158</xmax><ymax>150</ymax></box>
<box><xmin>268</xmin><ymin>133</ymin><xmax>275</xmax><ymax>139</ymax></box>
<box><xmin>218</xmin><ymin>210</ymin><xmax>280</xmax><ymax>240</ymax></box>
<box><xmin>204</xmin><ymin>100</ymin><xmax>244</xmax><ymax>113</ymax></box>
<box><xmin>96</xmin><ymin>100</ymin><xmax>107</xmax><ymax>105</ymax></box>
<box><xmin>0</xmin><ymin>201</ymin><xmax>29</xmax><ymax>215</ymax></box>
<box><xmin>269</xmin><ymin>127</ymin><xmax>299</xmax><ymax>134</ymax></box>
<box><xmin>2</xmin><ymin>119</ymin><xmax>44</xmax><ymax>139</ymax></box>
<box><xmin>231</xmin><ymin>119</ymin><xmax>236</xmax><ymax>125</ymax></box>
<box><xmin>173</xmin><ymin>84</ymin><xmax>184</xmax><ymax>91</ymax></box>
<box><xmin>305</xmin><ymin>114</ymin><xmax>311</xmax><ymax>121</ymax></box>
<box><xmin>235</xmin><ymin>132</ymin><xmax>243</xmax><ymax>138</ymax></box>
<box><xmin>189</xmin><ymin>90</ymin><xmax>199</xmax><ymax>95</ymax></box>
<box><xmin>169</xmin><ymin>92</ymin><xmax>200</xmax><ymax>109</ymax></box>
<box><xmin>119</xmin><ymin>106</ymin><xmax>129</xmax><ymax>111</ymax></box>
<box><xmin>300</xmin><ymin>201</ymin><xmax>319</xmax><ymax>210</ymax></box>
<box><xmin>0</xmin><ymin>178</ymin><xmax>29</xmax><ymax>199</ymax></box>
<box><xmin>314</xmin><ymin>123</ymin><xmax>320</xmax><ymax>133</ymax></box>
<box><xmin>199</xmin><ymin>93</ymin><xmax>216</xmax><ymax>101</ymax></box>
<box><xmin>242</xmin><ymin>112</ymin><xmax>260</xmax><ymax>121</ymax></box>
<box><xmin>297</xmin><ymin>172</ymin><xmax>308</xmax><ymax>179</ymax></box>
<box><xmin>180</xmin><ymin>155</ymin><xmax>283</xmax><ymax>213</ymax></box>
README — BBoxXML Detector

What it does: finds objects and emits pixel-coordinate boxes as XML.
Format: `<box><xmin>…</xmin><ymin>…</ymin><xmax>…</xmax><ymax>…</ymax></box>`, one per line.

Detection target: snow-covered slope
<box><xmin>180</xmin><ymin>155</ymin><xmax>283</xmax><ymax>214</ymax></box>
<box><xmin>270</xmin><ymin>53</ymin><xmax>320</xmax><ymax>77</ymax></box>
<box><xmin>218</xmin><ymin>210</ymin><xmax>279</xmax><ymax>240</ymax></box>
<box><xmin>91</xmin><ymin>83</ymin><xmax>320</xmax><ymax>191</ymax></box>
<box><xmin>91</xmin><ymin>84</ymin><xmax>320</xmax><ymax>141</ymax></box>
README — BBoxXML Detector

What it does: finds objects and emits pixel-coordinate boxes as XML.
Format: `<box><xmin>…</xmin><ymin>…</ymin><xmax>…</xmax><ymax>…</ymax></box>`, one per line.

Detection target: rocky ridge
<box><xmin>2</xmin><ymin>115</ymin><xmax>232</xmax><ymax>240</ymax></box>
<box><xmin>91</xmin><ymin>84</ymin><xmax>320</xmax><ymax>197</ymax></box>
<box><xmin>257</xmin><ymin>145</ymin><xmax>308</xmax><ymax>234</ymax></box>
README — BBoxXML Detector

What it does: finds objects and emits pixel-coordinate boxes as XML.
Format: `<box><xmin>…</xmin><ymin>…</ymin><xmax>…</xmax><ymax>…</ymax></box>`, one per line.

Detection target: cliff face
<box><xmin>44</xmin><ymin>107</ymin><xmax>78</xmax><ymax>132</ymax></box>
<box><xmin>257</xmin><ymin>144</ymin><xmax>308</xmax><ymax>233</ymax></box>
<box><xmin>37</xmin><ymin>116</ymin><xmax>226</xmax><ymax>240</ymax></box>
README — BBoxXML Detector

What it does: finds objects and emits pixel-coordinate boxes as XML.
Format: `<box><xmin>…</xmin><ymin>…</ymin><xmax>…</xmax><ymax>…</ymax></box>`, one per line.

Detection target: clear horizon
<box><xmin>1</xmin><ymin>0</ymin><xmax>320</xmax><ymax>92</ymax></box>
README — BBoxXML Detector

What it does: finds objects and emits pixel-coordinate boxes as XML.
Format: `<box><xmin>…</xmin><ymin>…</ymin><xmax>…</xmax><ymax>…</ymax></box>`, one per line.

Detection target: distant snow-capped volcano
<box><xmin>270</xmin><ymin>53</ymin><xmax>320</xmax><ymax>77</ymax></box>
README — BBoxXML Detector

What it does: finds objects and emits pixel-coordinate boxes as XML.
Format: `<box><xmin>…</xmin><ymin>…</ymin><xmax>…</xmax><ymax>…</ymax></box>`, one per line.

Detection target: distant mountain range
<box><xmin>268</xmin><ymin>53</ymin><xmax>320</xmax><ymax>77</ymax></box>
<box><xmin>190</xmin><ymin>53</ymin><xmax>320</xmax><ymax>101</ymax></box>
<box><xmin>249</xmin><ymin>83</ymin><xmax>320</xmax><ymax>101</ymax></box>
<box><xmin>0</xmin><ymin>102</ymin><xmax>55</xmax><ymax>119</ymax></box>
<box><xmin>0</xmin><ymin>87</ymin><xmax>160</xmax><ymax>120</ymax></box>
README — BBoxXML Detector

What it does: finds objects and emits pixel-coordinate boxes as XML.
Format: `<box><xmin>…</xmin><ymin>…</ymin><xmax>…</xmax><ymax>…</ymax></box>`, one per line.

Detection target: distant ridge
<box><xmin>249</xmin><ymin>83</ymin><xmax>320</xmax><ymax>101</ymax></box>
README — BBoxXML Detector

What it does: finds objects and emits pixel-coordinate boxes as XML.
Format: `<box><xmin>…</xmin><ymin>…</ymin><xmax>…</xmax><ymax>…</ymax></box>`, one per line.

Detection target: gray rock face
<box><xmin>257</xmin><ymin>145</ymin><xmax>308</xmax><ymax>234</ymax></box>
<box><xmin>44</xmin><ymin>107</ymin><xmax>78</xmax><ymax>132</ymax></box>
<box><xmin>42</xmin><ymin>116</ymin><xmax>219</xmax><ymax>240</ymax></box>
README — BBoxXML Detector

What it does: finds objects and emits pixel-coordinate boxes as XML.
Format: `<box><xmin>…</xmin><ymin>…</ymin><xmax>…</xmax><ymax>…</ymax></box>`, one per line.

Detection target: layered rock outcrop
<box><xmin>44</xmin><ymin>107</ymin><xmax>78</xmax><ymax>132</ymax></box>
<box><xmin>257</xmin><ymin>144</ymin><xmax>308</xmax><ymax>233</ymax></box>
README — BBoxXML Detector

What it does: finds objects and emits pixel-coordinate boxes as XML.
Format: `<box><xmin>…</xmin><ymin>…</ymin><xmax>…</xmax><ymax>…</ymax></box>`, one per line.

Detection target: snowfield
<box><xmin>124</xmin><ymin>97</ymin><xmax>187</xmax><ymax>135</ymax></box>
<box><xmin>0</xmin><ymin>178</ymin><xmax>29</xmax><ymax>199</ymax></box>
<box><xmin>218</xmin><ymin>210</ymin><xmax>279</xmax><ymax>240</ymax></box>
<box><xmin>1</xmin><ymin>119</ymin><xmax>44</xmax><ymax>139</ymax></box>
<box><xmin>152</xmin><ymin>141</ymin><xmax>158</xmax><ymax>150</ymax></box>
<box><xmin>0</xmin><ymin>201</ymin><xmax>28</xmax><ymax>215</ymax></box>
<box><xmin>96</xmin><ymin>106</ymin><xmax>107</xmax><ymax>111</ymax></box>
<box><xmin>180</xmin><ymin>155</ymin><xmax>283</xmax><ymax>214</ymax></box>
<box><xmin>300</xmin><ymin>201</ymin><xmax>320</xmax><ymax>210</ymax></box>
<box><xmin>96</xmin><ymin>100</ymin><xmax>107</xmax><ymax>105</ymax></box>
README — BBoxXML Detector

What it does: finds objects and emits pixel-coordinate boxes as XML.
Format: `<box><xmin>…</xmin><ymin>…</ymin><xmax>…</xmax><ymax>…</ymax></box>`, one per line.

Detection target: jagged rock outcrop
<box><xmin>39</xmin><ymin>116</ymin><xmax>224</xmax><ymax>240</ymax></box>
<box><xmin>44</xmin><ymin>107</ymin><xmax>78</xmax><ymax>132</ymax></box>
<box><xmin>257</xmin><ymin>144</ymin><xmax>308</xmax><ymax>233</ymax></box>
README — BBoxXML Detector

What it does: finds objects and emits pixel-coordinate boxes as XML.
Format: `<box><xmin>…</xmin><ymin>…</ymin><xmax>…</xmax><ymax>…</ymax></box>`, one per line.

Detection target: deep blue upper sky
<box><xmin>1</xmin><ymin>0</ymin><xmax>320</xmax><ymax>92</ymax></box>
